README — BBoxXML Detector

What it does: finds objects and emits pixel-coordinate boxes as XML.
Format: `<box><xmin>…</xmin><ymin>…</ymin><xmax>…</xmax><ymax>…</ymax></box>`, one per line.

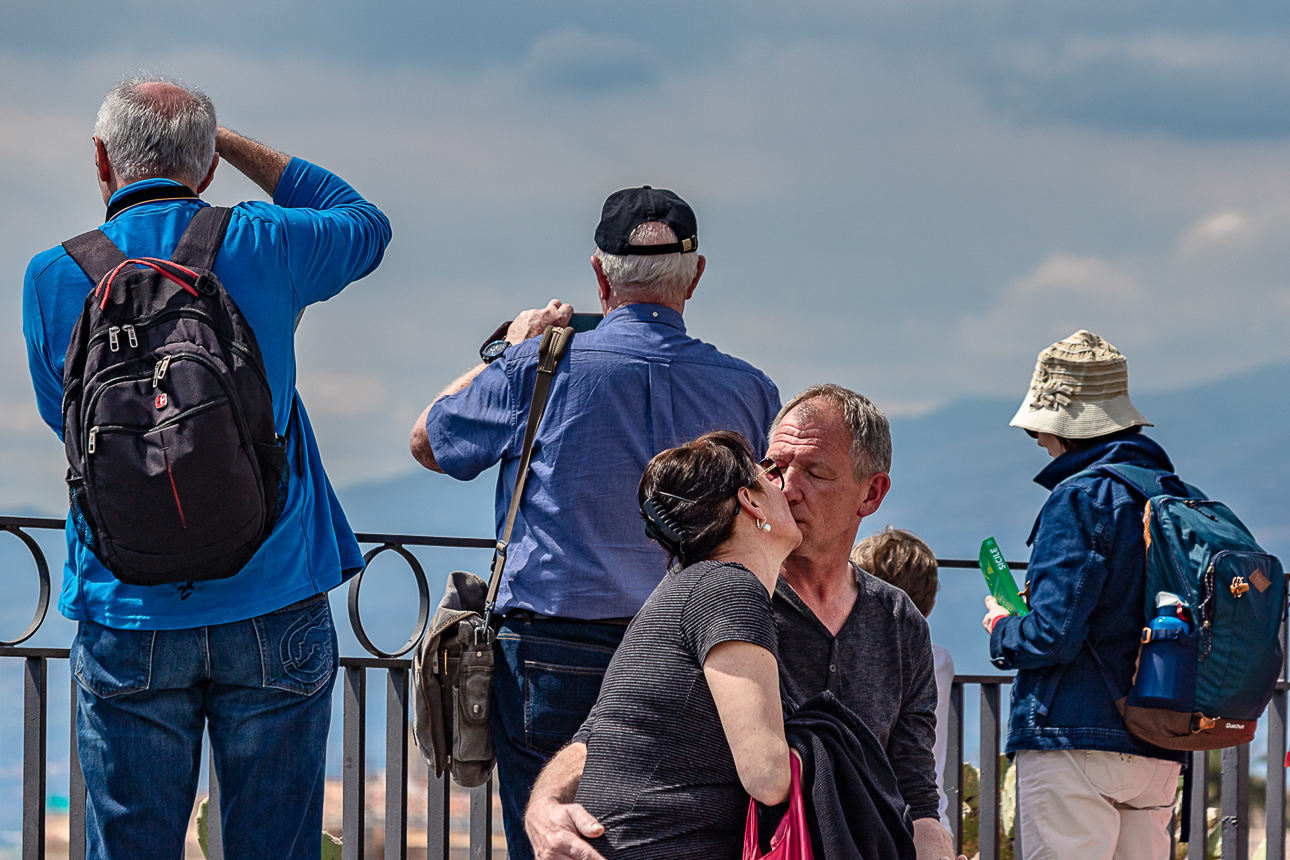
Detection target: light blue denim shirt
<box><xmin>23</xmin><ymin>161</ymin><xmax>391</xmax><ymax>629</ymax></box>
<box><xmin>427</xmin><ymin>304</ymin><xmax>781</xmax><ymax>618</ymax></box>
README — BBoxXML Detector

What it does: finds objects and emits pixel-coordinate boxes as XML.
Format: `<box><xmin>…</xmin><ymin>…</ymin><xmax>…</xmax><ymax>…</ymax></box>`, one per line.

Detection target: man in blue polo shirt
<box><xmin>23</xmin><ymin>76</ymin><xmax>390</xmax><ymax>858</ymax></box>
<box><xmin>410</xmin><ymin>186</ymin><xmax>781</xmax><ymax>859</ymax></box>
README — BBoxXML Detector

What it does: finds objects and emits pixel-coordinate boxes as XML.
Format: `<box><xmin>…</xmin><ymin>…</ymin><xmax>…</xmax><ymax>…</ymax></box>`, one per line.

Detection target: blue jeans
<box><xmin>492</xmin><ymin>615</ymin><xmax>627</xmax><ymax>860</ymax></box>
<box><xmin>73</xmin><ymin>593</ymin><xmax>337</xmax><ymax>860</ymax></box>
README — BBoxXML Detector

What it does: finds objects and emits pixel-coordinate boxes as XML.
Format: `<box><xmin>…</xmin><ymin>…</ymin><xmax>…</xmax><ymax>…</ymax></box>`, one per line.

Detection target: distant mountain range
<box><xmin>333</xmin><ymin>360</ymin><xmax>1290</xmax><ymax>674</ymax></box>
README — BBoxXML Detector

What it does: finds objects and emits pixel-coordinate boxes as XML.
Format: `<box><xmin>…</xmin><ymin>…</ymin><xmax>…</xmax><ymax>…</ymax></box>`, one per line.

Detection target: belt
<box><xmin>503</xmin><ymin>609</ymin><xmax>632</xmax><ymax>627</ymax></box>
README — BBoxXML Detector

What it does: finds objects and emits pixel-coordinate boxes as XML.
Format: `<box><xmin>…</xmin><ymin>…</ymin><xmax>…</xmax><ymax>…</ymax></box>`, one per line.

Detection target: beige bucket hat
<box><xmin>1009</xmin><ymin>330</ymin><xmax>1152</xmax><ymax>439</ymax></box>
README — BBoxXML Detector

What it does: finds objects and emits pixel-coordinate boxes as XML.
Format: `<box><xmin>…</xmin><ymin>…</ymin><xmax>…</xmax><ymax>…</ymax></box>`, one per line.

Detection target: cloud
<box><xmin>954</xmin><ymin>253</ymin><xmax>1145</xmax><ymax>364</ymax></box>
<box><xmin>522</xmin><ymin>28</ymin><xmax>659</xmax><ymax>96</ymax></box>
<box><xmin>978</xmin><ymin>33</ymin><xmax>1290</xmax><ymax>139</ymax></box>
<box><xmin>955</xmin><ymin>207</ymin><xmax>1290</xmax><ymax>396</ymax></box>
<box><xmin>9</xmin><ymin>16</ymin><xmax>1290</xmax><ymax>508</ymax></box>
<box><xmin>1177</xmin><ymin>209</ymin><xmax>1260</xmax><ymax>256</ymax></box>
<box><xmin>1009</xmin><ymin>253</ymin><xmax>1138</xmax><ymax>299</ymax></box>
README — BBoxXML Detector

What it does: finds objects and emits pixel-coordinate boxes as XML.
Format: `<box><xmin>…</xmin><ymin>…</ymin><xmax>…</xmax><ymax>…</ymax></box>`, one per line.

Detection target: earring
<box><xmin>757</xmin><ymin>519</ymin><xmax>771</xmax><ymax>532</ymax></box>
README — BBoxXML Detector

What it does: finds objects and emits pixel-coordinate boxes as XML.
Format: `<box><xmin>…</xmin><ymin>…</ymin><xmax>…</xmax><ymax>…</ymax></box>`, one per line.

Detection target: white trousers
<box><xmin>1016</xmin><ymin>749</ymin><xmax>1181</xmax><ymax>860</ymax></box>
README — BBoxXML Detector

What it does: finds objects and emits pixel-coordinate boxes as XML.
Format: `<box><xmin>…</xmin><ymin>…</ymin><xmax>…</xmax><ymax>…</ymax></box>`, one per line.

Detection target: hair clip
<box><xmin>642</xmin><ymin>494</ymin><xmax>688</xmax><ymax>552</ymax></box>
<box><xmin>653</xmin><ymin>490</ymin><xmax>695</xmax><ymax>505</ymax></box>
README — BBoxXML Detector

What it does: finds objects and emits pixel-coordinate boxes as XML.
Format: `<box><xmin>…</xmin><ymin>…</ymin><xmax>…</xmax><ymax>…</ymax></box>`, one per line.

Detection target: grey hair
<box><xmin>594</xmin><ymin>222</ymin><xmax>699</xmax><ymax>305</ymax></box>
<box><xmin>771</xmin><ymin>384</ymin><xmax>892</xmax><ymax>481</ymax></box>
<box><xmin>93</xmin><ymin>75</ymin><xmax>217</xmax><ymax>188</ymax></box>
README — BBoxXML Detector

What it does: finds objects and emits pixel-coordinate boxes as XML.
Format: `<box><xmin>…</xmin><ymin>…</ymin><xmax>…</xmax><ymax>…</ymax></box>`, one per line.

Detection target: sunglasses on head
<box><xmin>754</xmin><ymin>456</ymin><xmax>785</xmax><ymax>490</ymax></box>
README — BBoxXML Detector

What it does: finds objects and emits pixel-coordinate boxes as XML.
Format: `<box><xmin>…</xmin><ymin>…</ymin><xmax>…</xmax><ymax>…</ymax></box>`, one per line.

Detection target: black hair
<box><xmin>637</xmin><ymin>431</ymin><xmax>761</xmax><ymax>571</ymax></box>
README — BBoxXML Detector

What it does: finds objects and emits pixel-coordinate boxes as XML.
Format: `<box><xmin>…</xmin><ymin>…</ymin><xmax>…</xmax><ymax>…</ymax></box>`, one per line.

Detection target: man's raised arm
<box><xmin>524</xmin><ymin>743</ymin><xmax>606</xmax><ymax>860</ymax></box>
<box><xmin>214</xmin><ymin>127</ymin><xmax>290</xmax><ymax>196</ymax></box>
<box><xmin>409</xmin><ymin>299</ymin><xmax>574</xmax><ymax>472</ymax></box>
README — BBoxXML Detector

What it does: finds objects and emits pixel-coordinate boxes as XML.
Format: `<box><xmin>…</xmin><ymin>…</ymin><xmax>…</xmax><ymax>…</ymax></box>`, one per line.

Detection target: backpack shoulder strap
<box><xmin>62</xmin><ymin>229</ymin><xmax>128</xmax><ymax>287</ymax></box>
<box><xmin>1034</xmin><ymin>642</ymin><xmax>1123</xmax><ymax>724</ymax></box>
<box><xmin>1063</xmin><ymin>463</ymin><xmax>1187</xmax><ymax>499</ymax></box>
<box><xmin>1084</xmin><ymin>641</ymin><xmax>1127</xmax><ymax>703</ymax></box>
<box><xmin>1097</xmin><ymin>463</ymin><xmax>1171</xmax><ymax>498</ymax></box>
<box><xmin>170</xmin><ymin>206</ymin><xmax>232</xmax><ymax>269</ymax></box>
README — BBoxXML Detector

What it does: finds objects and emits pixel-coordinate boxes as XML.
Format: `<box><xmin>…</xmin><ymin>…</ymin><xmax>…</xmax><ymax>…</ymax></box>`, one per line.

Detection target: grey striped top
<box><xmin>574</xmin><ymin>559</ymin><xmax>778</xmax><ymax>860</ymax></box>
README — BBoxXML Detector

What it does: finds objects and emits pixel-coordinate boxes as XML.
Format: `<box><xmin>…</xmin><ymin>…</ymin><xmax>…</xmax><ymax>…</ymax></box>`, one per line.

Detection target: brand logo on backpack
<box><xmin>60</xmin><ymin>207</ymin><xmax>290</xmax><ymax>586</ymax></box>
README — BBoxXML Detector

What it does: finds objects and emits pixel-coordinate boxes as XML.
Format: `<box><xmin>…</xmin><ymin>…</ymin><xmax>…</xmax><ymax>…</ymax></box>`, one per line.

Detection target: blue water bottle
<box><xmin>1129</xmin><ymin>592</ymin><xmax>1198</xmax><ymax>711</ymax></box>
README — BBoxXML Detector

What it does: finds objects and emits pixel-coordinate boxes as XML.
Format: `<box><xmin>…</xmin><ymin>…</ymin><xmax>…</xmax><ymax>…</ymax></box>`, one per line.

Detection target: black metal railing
<box><xmin>945</xmin><ymin>675</ymin><xmax>1290</xmax><ymax>860</ymax></box>
<box><xmin>2</xmin><ymin>516</ymin><xmax>1286</xmax><ymax>860</ymax></box>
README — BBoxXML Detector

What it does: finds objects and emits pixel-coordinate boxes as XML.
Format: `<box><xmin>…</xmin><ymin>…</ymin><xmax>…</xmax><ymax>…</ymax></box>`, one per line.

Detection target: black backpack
<box><xmin>61</xmin><ymin>207</ymin><xmax>289</xmax><ymax>587</ymax></box>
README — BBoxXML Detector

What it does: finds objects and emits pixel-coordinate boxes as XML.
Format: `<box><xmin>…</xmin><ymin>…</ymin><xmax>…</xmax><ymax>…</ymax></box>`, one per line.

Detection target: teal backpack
<box><xmin>1077</xmin><ymin>464</ymin><xmax>1286</xmax><ymax>751</ymax></box>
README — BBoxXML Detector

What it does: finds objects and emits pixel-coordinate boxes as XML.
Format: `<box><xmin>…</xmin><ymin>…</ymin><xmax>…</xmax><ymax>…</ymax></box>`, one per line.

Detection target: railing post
<box><xmin>946</xmin><ymin>681</ymin><xmax>964</xmax><ymax>854</ymax></box>
<box><xmin>980</xmin><ymin>683</ymin><xmax>1001</xmax><ymax>860</ymax></box>
<box><xmin>69</xmin><ymin>674</ymin><xmax>86</xmax><ymax>860</ymax></box>
<box><xmin>387</xmin><ymin>667</ymin><xmax>410</xmax><ymax>860</ymax></box>
<box><xmin>344</xmin><ymin>666</ymin><xmax>367</xmax><ymax>860</ymax></box>
<box><xmin>471</xmin><ymin>777</ymin><xmax>493</xmax><ymax>860</ymax></box>
<box><xmin>428</xmin><ymin>769</ymin><xmax>450</xmax><ymax>860</ymax></box>
<box><xmin>1268</xmin><ymin>687</ymin><xmax>1287</xmax><ymax>860</ymax></box>
<box><xmin>1189</xmin><ymin>750</ymin><xmax>1209</xmax><ymax>857</ymax></box>
<box><xmin>208</xmin><ymin>740</ymin><xmax>225</xmax><ymax>860</ymax></box>
<box><xmin>1221</xmin><ymin>744</ymin><xmax>1249</xmax><ymax>860</ymax></box>
<box><xmin>1270</xmin><ymin>617</ymin><xmax>1289</xmax><ymax>860</ymax></box>
<box><xmin>23</xmin><ymin>656</ymin><xmax>47</xmax><ymax>860</ymax></box>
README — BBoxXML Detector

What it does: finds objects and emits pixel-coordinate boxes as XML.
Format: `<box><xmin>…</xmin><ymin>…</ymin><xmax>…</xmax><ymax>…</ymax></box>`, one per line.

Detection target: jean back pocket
<box><xmin>252</xmin><ymin>595</ymin><xmax>337</xmax><ymax>696</ymax></box>
<box><xmin>74</xmin><ymin>620</ymin><xmax>155</xmax><ymax>699</ymax></box>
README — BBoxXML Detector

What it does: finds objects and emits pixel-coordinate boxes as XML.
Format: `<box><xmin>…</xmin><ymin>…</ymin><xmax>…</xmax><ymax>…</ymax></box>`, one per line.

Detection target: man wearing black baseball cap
<box><xmin>411</xmin><ymin>186</ymin><xmax>781</xmax><ymax>860</ymax></box>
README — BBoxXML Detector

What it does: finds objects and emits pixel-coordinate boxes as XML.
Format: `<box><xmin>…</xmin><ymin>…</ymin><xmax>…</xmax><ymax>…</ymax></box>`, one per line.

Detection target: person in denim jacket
<box><xmin>982</xmin><ymin>331</ymin><xmax>1185</xmax><ymax>860</ymax></box>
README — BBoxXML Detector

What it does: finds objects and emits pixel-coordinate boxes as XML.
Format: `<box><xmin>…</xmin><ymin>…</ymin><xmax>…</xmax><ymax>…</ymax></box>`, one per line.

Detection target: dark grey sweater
<box><xmin>773</xmin><ymin>563</ymin><xmax>940</xmax><ymax>821</ymax></box>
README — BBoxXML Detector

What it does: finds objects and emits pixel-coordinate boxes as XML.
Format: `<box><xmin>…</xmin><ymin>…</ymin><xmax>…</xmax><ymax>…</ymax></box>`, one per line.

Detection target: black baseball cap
<box><xmin>594</xmin><ymin>186</ymin><xmax>698</xmax><ymax>256</ymax></box>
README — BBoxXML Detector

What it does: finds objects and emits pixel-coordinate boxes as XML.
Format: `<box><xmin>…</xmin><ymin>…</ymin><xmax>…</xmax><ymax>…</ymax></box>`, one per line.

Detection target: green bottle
<box><xmin>979</xmin><ymin>537</ymin><xmax>1029</xmax><ymax>617</ymax></box>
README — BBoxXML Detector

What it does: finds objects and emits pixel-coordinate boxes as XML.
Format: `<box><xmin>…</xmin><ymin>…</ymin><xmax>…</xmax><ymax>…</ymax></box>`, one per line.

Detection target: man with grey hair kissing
<box><xmin>23</xmin><ymin>76</ymin><xmax>389</xmax><ymax>858</ymax></box>
<box><xmin>768</xmin><ymin>385</ymin><xmax>959</xmax><ymax>860</ymax></box>
<box><xmin>526</xmin><ymin>385</ymin><xmax>964</xmax><ymax>860</ymax></box>
<box><xmin>412</xmin><ymin>186</ymin><xmax>780</xmax><ymax>860</ymax></box>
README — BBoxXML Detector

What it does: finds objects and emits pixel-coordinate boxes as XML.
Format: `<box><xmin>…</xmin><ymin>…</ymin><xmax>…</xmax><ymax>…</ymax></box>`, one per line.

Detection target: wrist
<box><xmin>529</xmin><ymin>792</ymin><xmax>562</xmax><ymax>817</ymax></box>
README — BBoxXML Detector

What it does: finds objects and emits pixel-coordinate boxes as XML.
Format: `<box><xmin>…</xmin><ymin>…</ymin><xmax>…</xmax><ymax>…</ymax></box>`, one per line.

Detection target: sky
<box><xmin>4</xmin><ymin>1</ymin><xmax>1290</xmax><ymax>513</ymax></box>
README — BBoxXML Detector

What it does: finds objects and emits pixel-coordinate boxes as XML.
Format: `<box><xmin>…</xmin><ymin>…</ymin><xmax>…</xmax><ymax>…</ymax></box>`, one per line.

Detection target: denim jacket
<box><xmin>989</xmin><ymin>431</ymin><xmax>1185</xmax><ymax>762</ymax></box>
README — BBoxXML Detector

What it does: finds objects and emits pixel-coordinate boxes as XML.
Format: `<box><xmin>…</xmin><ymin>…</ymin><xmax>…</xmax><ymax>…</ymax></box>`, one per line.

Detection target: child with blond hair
<box><xmin>852</xmin><ymin>526</ymin><xmax>954</xmax><ymax>833</ymax></box>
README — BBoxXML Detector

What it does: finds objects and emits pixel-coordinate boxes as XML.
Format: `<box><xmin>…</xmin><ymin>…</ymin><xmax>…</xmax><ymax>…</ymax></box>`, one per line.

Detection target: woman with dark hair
<box><xmin>565</xmin><ymin>430</ymin><xmax>801</xmax><ymax>860</ymax></box>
